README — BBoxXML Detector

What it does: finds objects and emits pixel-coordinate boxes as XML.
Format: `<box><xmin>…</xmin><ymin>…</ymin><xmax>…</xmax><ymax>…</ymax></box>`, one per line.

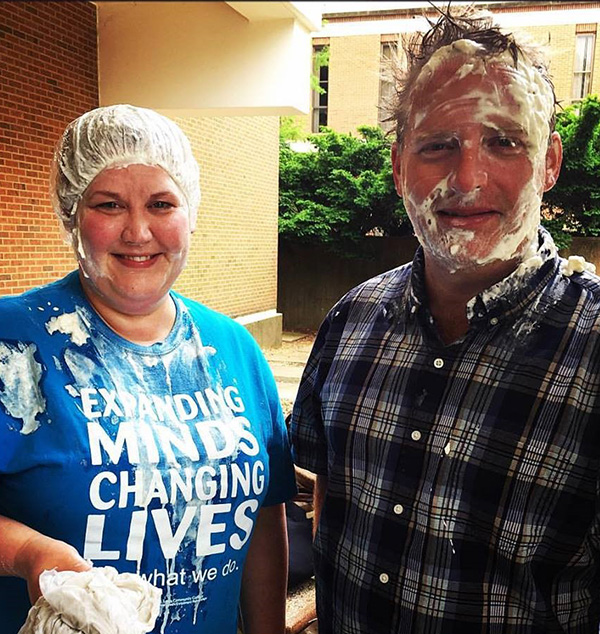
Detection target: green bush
<box><xmin>278</xmin><ymin>126</ymin><xmax>410</xmax><ymax>257</ymax></box>
<box><xmin>543</xmin><ymin>94</ymin><xmax>600</xmax><ymax>248</ymax></box>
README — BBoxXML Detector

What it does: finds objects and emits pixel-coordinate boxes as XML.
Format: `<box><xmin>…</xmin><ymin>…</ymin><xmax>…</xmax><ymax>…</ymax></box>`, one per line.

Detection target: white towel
<box><xmin>18</xmin><ymin>566</ymin><xmax>162</xmax><ymax>634</ymax></box>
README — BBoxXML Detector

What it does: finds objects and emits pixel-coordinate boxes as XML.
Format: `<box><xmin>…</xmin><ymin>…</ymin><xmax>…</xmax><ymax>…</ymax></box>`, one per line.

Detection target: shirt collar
<box><xmin>407</xmin><ymin>226</ymin><xmax>559</xmax><ymax>326</ymax></box>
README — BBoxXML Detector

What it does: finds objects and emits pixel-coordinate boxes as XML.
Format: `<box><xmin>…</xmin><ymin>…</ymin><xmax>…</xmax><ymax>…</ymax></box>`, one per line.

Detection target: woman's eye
<box><xmin>150</xmin><ymin>201</ymin><xmax>174</xmax><ymax>210</ymax></box>
<box><xmin>94</xmin><ymin>201</ymin><xmax>120</xmax><ymax>210</ymax></box>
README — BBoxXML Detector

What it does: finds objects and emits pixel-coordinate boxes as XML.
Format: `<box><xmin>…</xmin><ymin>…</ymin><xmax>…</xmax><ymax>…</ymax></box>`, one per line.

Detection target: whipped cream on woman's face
<box><xmin>392</xmin><ymin>40</ymin><xmax>561</xmax><ymax>275</ymax></box>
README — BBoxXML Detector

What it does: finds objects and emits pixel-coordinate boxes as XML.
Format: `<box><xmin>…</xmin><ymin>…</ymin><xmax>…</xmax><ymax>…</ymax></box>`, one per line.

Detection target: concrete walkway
<box><xmin>262</xmin><ymin>332</ymin><xmax>315</xmax><ymax>415</ymax></box>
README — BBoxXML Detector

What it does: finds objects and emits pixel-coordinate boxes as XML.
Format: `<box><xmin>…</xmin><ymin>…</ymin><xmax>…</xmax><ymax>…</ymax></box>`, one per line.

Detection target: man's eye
<box><xmin>487</xmin><ymin>136</ymin><xmax>525</xmax><ymax>153</ymax></box>
<box><xmin>418</xmin><ymin>140</ymin><xmax>457</xmax><ymax>155</ymax></box>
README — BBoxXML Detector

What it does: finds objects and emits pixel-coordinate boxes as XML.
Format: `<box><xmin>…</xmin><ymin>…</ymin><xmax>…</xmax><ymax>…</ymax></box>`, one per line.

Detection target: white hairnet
<box><xmin>51</xmin><ymin>104</ymin><xmax>201</xmax><ymax>230</ymax></box>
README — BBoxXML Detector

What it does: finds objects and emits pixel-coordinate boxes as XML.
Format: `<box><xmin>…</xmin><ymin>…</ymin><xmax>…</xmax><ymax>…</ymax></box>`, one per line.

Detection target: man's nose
<box><xmin>449</xmin><ymin>148</ymin><xmax>488</xmax><ymax>194</ymax></box>
<box><xmin>122</xmin><ymin>209</ymin><xmax>152</xmax><ymax>244</ymax></box>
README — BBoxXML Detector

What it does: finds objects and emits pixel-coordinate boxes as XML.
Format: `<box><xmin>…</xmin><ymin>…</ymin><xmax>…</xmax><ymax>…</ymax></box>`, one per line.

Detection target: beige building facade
<box><xmin>309</xmin><ymin>1</ymin><xmax>600</xmax><ymax>136</ymax></box>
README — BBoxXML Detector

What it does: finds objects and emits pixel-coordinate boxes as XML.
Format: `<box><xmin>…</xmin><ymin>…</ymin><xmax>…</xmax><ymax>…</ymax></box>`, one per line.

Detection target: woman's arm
<box><xmin>0</xmin><ymin>515</ymin><xmax>91</xmax><ymax>604</ymax></box>
<box><xmin>239</xmin><ymin>503</ymin><xmax>288</xmax><ymax>634</ymax></box>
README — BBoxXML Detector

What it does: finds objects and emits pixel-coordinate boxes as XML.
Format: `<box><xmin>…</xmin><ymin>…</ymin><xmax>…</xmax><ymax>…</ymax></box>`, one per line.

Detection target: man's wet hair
<box><xmin>387</xmin><ymin>2</ymin><xmax>558</xmax><ymax>143</ymax></box>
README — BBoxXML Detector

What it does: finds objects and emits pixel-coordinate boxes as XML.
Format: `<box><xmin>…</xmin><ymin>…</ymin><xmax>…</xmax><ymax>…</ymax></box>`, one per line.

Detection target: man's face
<box><xmin>392</xmin><ymin>53</ymin><xmax>561</xmax><ymax>274</ymax></box>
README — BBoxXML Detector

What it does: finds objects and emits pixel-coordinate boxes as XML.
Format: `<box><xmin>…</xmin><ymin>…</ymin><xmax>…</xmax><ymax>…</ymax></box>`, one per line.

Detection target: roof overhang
<box><xmin>96</xmin><ymin>1</ymin><xmax>323</xmax><ymax>115</ymax></box>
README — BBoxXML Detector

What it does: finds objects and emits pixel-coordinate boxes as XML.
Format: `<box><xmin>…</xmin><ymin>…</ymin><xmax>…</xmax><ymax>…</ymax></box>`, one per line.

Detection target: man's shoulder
<box><xmin>562</xmin><ymin>266</ymin><xmax>600</xmax><ymax>304</ymax></box>
<box><xmin>337</xmin><ymin>262</ymin><xmax>413</xmax><ymax>308</ymax></box>
<box><xmin>546</xmin><ymin>267</ymin><xmax>600</xmax><ymax>346</ymax></box>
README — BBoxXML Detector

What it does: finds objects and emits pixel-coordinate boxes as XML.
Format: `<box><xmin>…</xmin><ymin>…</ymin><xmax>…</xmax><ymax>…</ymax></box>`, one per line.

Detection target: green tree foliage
<box><xmin>279</xmin><ymin>96</ymin><xmax>600</xmax><ymax>256</ymax></box>
<box><xmin>543</xmin><ymin>94</ymin><xmax>600</xmax><ymax>248</ymax></box>
<box><xmin>279</xmin><ymin>126</ymin><xmax>410</xmax><ymax>256</ymax></box>
<box><xmin>310</xmin><ymin>46</ymin><xmax>330</xmax><ymax>94</ymax></box>
<box><xmin>279</xmin><ymin>116</ymin><xmax>307</xmax><ymax>143</ymax></box>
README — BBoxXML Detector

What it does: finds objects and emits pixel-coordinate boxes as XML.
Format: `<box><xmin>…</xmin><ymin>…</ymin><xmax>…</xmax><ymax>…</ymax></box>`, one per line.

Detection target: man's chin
<box><xmin>427</xmin><ymin>246</ymin><xmax>491</xmax><ymax>273</ymax></box>
<box><xmin>429</xmin><ymin>247</ymin><xmax>520</xmax><ymax>277</ymax></box>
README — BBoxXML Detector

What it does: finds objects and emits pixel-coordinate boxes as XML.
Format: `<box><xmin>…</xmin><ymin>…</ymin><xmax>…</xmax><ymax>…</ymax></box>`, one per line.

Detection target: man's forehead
<box><xmin>409</xmin><ymin>53</ymin><xmax>550</xmax><ymax>124</ymax></box>
<box><xmin>414</xmin><ymin>56</ymin><xmax>523</xmax><ymax>100</ymax></box>
<box><xmin>408</xmin><ymin>69</ymin><xmax>523</xmax><ymax>131</ymax></box>
<box><xmin>404</xmin><ymin>45</ymin><xmax>553</xmax><ymax>158</ymax></box>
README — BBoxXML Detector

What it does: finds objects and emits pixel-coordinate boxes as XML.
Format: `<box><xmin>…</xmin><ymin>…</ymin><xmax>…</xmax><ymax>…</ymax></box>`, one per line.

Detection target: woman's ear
<box><xmin>543</xmin><ymin>131</ymin><xmax>563</xmax><ymax>192</ymax></box>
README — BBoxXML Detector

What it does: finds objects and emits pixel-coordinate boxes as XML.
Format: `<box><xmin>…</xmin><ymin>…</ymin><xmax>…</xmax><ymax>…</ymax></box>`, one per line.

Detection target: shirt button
<box><xmin>433</xmin><ymin>358</ymin><xmax>444</xmax><ymax>369</ymax></box>
<box><xmin>379</xmin><ymin>573</ymin><xmax>389</xmax><ymax>584</ymax></box>
<box><xmin>490</xmin><ymin>317</ymin><xmax>499</xmax><ymax>326</ymax></box>
<box><xmin>393</xmin><ymin>504</ymin><xmax>404</xmax><ymax>515</ymax></box>
<box><xmin>444</xmin><ymin>442</ymin><xmax>451</xmax><ymax>455</ymax></box>
<box><xmin>411</xmin><ymin>305</ymin><xmax>417</xmax><ymax>314</ymax></box>
<box><xmin>411</xmin><ymin>430</ymin><xmax>422</xmax><ymax>441</ymax></box>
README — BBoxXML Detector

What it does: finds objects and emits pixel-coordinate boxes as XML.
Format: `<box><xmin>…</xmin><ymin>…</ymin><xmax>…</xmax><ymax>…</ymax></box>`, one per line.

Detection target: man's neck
<box><xmin>424</xmin><ymin>256</ymin><xmax>520</xmax><ymax>345</ymax></box>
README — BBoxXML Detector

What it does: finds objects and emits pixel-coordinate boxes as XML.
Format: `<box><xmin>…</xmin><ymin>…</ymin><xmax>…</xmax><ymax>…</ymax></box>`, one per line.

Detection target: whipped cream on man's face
<box><xmin>395</xmin><ymin>41</ymin><xmax>556</xmax><ymax>274</ymax></box>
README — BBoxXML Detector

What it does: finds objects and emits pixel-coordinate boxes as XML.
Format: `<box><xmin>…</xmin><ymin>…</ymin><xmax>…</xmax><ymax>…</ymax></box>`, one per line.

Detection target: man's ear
<box><xmin>391</xmin><ymin>141</ymin><xmax>403</xmax><ymax>197</ymax></box>
<box><xmin>543</xmin><ymin>131</ymin><xmax>563</xmax><ymax>192</ymax></box>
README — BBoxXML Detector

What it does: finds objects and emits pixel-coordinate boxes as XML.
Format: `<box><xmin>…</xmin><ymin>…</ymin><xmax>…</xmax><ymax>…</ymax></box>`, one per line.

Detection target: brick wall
<box><xmin>173</xmin><ymin>116</ymin><xmax>280</xmax><ymax>318</ymax></box>
<box><xmin>0</xmin><ymin>1</ymin><xmax>98</xmax><ymax>296</ymax></box>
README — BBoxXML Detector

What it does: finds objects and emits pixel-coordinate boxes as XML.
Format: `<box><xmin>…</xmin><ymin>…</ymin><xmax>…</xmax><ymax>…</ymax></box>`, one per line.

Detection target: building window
<box><xmin>311</xmin><ymin>45</ymin><xmax>329</xmax><ymax>133</ymax></box>
<box><xmin>573</xmin><ymin>30</ymin><xmax>595</xmax><ymax>101</ymax></box>
<box><xmin>379</xmin><ymin>40</ymin><xmax>397</xmax><ymax>135</ymax></box>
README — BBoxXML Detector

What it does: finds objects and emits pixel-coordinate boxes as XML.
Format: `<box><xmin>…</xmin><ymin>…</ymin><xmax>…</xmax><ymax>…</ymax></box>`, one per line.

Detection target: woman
<box><xmin>0</xmin><ymin>104</ymin><xmax>297</xmax><ymax>634</ymax></box>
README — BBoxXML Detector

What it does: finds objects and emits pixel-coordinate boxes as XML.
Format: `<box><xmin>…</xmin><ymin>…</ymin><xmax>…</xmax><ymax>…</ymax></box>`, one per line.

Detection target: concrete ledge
<box><xmin>236</xmin><ymin>309</ymin><xmax>283</xmax><ymax>349</ymax></box>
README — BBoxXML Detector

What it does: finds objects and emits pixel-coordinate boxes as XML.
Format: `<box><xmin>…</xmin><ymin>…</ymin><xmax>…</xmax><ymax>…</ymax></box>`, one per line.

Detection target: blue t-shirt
<box><xmin>0</xmin><ymin>271</ymin><xmax>297</xmax><ymax>634</ymax></box>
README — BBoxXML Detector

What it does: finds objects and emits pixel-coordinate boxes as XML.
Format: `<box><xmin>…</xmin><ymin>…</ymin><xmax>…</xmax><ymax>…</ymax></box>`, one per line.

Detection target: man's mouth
<box><xmin>435</xmin><ymin>208</ymin><xmax>500</xmax><ymax>228</ymax></box>
<box><xmin>438</xmin><ymin>208</ymin><xmax>496</xmax><ymax>217</ymax></box>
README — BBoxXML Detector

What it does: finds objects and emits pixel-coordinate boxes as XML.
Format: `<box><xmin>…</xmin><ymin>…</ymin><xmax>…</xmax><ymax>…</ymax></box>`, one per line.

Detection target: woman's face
<box><xmin>75</xmin><ymin>164</ymin><xmax>192</xmax><ymax>317</ymax></box>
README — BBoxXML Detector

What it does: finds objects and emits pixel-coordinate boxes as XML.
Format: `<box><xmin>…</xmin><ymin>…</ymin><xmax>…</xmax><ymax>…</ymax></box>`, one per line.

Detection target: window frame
<box><xmin>572</xmin><ymin>28</ymin><xmax>596</xmax><ymax>101</ymax></box>
<box><xmin>379</xmin><ymin>38</ymin><xmax>398</xmax><ymax>135</ymax></box>
<box><xmin>311</xmin><ymin>43</ymin><xmax>329</xmax><ymax>133</ymax></box>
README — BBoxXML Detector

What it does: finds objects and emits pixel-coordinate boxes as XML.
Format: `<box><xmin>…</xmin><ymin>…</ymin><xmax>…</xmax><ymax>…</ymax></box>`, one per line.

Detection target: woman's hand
<box><xmin>12</xmin><ymin>530</ymin><xmax>91</xmax><ymax>605</ymax></box>
<box><xmin>0</xmin><ymin>515</ymin><xmax>91</xmax><ymax>605</ymax></box>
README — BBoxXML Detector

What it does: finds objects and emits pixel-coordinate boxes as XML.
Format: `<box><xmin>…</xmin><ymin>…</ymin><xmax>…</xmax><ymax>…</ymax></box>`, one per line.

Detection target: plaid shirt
<box><xmin>291</xmin><ymin>228</ymin><xmax>600</xmax><ymax>634</ymax></box>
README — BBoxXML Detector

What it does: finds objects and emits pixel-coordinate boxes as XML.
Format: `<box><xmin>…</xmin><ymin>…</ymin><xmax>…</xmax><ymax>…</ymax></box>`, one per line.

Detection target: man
<box><xmin>290</xmin><ymin>6</ymin><xmax>600</xmax><ymax>634</ymax></box>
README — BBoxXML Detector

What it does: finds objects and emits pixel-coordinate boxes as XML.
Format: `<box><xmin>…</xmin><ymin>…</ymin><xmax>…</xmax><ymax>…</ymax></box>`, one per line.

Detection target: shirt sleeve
<box><xmin>262</xmin><ymin>403</ymin><xmax>297</xmax><ymax>506</ymax></box>
<box><xmin>289</xmin><ymin>314</ymin><xmax>333</xmax><ymax>476</ymax></box>
<box><xmin>254</xmin><ymin>345</ymin><xmax>298</xmax><ymax>507</ymax></box>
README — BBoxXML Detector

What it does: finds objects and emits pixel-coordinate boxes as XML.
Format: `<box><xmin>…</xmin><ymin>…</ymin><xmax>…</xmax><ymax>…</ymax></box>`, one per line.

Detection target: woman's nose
<box><xmin>449</xmin><ymin>147</ymin><xmax>488</xmax><ymax>194</ymax></box>
<box><xmin>121</xmin><ymin>209</ymin><xmax>152</xmax><ymax>244</ymax></box>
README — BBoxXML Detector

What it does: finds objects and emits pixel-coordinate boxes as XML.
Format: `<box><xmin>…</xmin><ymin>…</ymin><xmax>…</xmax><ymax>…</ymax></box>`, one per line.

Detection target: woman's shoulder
<box><xmin>0</xmin><ymin>272</ymin><xmax>82</xmax><ymax>336</ymax></box>
<box><xmin>173</xmin><ymin>292</ymin><xmax>259</xmax><ymax>346</ymax></box>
